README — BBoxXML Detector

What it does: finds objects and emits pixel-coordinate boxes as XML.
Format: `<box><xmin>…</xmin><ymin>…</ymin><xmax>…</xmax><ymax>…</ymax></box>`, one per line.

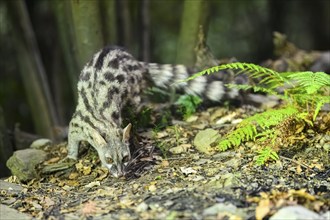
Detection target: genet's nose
<box><xmin>111</xmin><ymin>164</ymin><xmax>126</xmax><ymax>177</ymax></box>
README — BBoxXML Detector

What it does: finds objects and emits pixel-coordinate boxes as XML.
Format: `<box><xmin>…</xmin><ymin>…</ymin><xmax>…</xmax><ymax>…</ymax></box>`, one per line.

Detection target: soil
<box><xmin>1</xmin><ymin>105</ymin><xmax>329</xmax><ymax>219</ymax></box>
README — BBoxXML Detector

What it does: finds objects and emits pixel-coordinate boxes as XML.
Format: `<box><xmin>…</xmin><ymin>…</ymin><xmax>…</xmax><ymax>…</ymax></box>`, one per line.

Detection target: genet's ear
<box><xmin>122</xmin><ymin>123</ymin><xmax>132</xmax><ymax>143</ymax></box>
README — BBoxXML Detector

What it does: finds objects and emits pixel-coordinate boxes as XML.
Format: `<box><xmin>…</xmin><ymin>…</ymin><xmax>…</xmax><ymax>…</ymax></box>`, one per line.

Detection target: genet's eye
<box><xmin>122</xmin><ymin>155</ymin><xmax>130</xmax><ymax>163</ymax></box>
<box><xmin>105</xmin><ymin>157</ymin><xmax>113</xmax><ymax>164</ymax></box>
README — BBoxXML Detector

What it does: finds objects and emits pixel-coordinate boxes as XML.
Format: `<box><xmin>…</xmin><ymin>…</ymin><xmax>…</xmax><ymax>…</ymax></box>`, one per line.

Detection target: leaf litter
<box><xmin>1</xmin><ymin>105</ymin><xmax>329</xmax><ymax>219</ymax></box>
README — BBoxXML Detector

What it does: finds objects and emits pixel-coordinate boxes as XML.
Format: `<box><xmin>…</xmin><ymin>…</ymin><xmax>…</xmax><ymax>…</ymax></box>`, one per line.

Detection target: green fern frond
<box><xmin>184</xmin><ymin>62</ymin><xmax>329</xmax><ymax>165</ymax></box>
<box><xmin>240</xmin><ymin>106</ymin><xmax>298</xmax><ymax>130</ymax></box>
<box><xmin>182</xmin><ymin>62</ymin><xmax>281</xmax><ymax>83</ymax></box>
<box><xmin>184</xmin><ymin>66</ymin><xmax>221</xmax><ymax>81</ymax></box>
<box><xmin>290</xmin><ymin>93</ymin><xmax>329</xmax><ymax>121</ymax></box>
<box><xmin>256</xmin><ymin>147</ymin><xmax>279</xmax><ymax>166</ymax></box>
<box><xmin>255</xmin><ymin>129</ymin><xmax>276</xmax><ymax>143</ymax></box>
<box><xmin>218</xmin><ymin>124</ymin><xmax>256</xmax><ymax>151</ymax></box>
<box><xmin>219</xmin><ymin>63</ymin><xmax>277</xmax><ymax>75</ymax></box>
<box><xmin>218</xmin><ymin>106</ymin><xmax>298</xmax><ymax>151</ymax></box>
<box><xmin>286</xmin><ymin>71</ymin><xmax>330</xmax><ymax>94</ymax></box>
<box><xmin>313</xmin><ymin>97</ymin><xmax>329</xmax><ymax>121</ymax></box>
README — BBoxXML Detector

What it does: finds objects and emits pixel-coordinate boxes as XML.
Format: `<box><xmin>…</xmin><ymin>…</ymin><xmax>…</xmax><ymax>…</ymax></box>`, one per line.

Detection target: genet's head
<box><xmin>99</xmin><ymin>123</ymin><xmax>132</xmax><ymax>177</ymax></box>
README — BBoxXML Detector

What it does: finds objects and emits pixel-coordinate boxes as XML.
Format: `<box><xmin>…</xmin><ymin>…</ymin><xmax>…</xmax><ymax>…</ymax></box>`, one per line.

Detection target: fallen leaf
<box><xmin>84</xmin><ymin>181</ymin><xmax>100</xmax><ymax>188</ymax></box>
<box><xmin>148</xmin><ymin>184</ymin><xmax>157</xmax><ymax>192</ymax></box>
<box><xmin>161</xmin><ymin>160</ymin><xmax>169</xmax><ymax>167</ymax></box>
<box><xmin>180</xmin><ymin>167</ymin><xmax>197</xmax><ymax>175</ymax></box>
<box><xmin>215</xmin><ymin>112</ymin><xmax>237</xmax><ymax>125</ymax></box>
<box><xmin>256</xmin><ymin>199</ymin><xmax>271</xmax><ymax>220</ymax></box>
<box><xmin>42</xmin><ymin>196</ymin><xmax>55</xmax><ymax>208</ymax></box>
<box><xmin>68</xmin><ymin>172</ymin><xmax>79</xmax><ymax>180</ymax></box>
<box><xmin>81</xmin><ymin>200</ymin><xmax>98</xmax><ymax>216</ymax></box>
<box><xmin>169</xmin><ymin>143</ymin><xmax>191</xmax><ymax>154</ymax></box>
<box><xmin>45</xmin><ymin>157</ymin><xmax>60</xmax><ymax>164</ymax></box>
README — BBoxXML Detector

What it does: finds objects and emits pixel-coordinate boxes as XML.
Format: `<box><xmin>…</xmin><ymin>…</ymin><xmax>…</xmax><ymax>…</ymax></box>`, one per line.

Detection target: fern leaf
<box><xmin>286</xmin><ymin>71</ymin><xmax>330</xmax><ymax>94</ymax></box>
<box><xmin>313</xmin><ymin>97</ymin><xmax>329</xmax><ymax>121</ymax></box>
<box><xmin>256</xmin><ymin>147</ymin><xmax>279</xmax><ymax>165</ymax></box>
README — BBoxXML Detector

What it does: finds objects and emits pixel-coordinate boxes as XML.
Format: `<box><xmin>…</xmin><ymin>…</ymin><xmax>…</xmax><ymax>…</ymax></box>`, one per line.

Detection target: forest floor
<box><xmin>1</xmin><ymin>103</ymin><xmax>330</xmax><ymax>220</ymax></box>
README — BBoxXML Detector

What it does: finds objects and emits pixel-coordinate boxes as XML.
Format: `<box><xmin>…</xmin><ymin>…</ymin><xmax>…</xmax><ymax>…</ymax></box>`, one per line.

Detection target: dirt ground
<box><xmin>1</xmin><ymin>105</ymin><xmax>329</xmax><ymax>219</ymax></box>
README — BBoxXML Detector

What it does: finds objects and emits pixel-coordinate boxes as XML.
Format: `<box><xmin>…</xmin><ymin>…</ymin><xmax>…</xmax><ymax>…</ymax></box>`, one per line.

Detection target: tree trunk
<box><xmin>117</xmin><ymin>0</ymin><xmax>132</xmax><ymax>49</ymax></box>
<box><xmin>176</xmin><ymin>0</ymin><xmax>209</xmax><ymax>66</ymax></box>
<box><xmin>100</xmin><ymin>0</ymin><xmax>118</xmax><ymax>45</ymax></box>
<box><xmin>51</xmin><ymin>0</ymin><xmax>79</xmax><ymax>101</ymax></box>
<box><xmin>6</xmin><ymin>0</ymin><xmax>57</xmax><ymax>139</ymax></box>
<box><xmin>0</xmin><ymin>107</ymin><xmax>12</xmax><ymax>177</ymax></box>
<box><xmin>139</xmin><ymin>0</ymin><xmax>150</xmax><ymax>62</ymax></box>
<box><xmin>70</xmin><ymin>0</ymin><xmax>104</xmax><ymax>68</ymax></box>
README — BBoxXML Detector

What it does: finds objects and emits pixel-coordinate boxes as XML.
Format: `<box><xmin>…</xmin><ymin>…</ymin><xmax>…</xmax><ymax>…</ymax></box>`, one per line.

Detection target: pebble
<box><xmin>6</xmin><ymin>149</ymin><xmax>47</xmax><ymax>182</ymax></box>
<box><xmin>270</xmin><ymin>205</ymin><xmax>323</xmax><ymax>220</ymax></box>
<box><xmin>203</xmin><ymin>203</ymin><xmax>247</xmax><ymax>218</ymax></box>
<box><xmin>30</xmin><ymin>138</ymin><xmax>52</xmax><ymax>149</ymax></box>
<box><xmin>0</xmin><ymin>204</ymin><xmax>32</xmax><ymax>220</ymax></box>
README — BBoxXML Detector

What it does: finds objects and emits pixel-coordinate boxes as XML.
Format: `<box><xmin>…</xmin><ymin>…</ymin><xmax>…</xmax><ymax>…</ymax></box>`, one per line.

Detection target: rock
<box><xmin>30</xmin><ymin>138</ymin><xmax>52</xmax><ymax>149</ymax></box>
<box><xmin>270</xmin><ymin>205</ymin><xmax>323</xmax><ymax>220</ymax></box>
<box><xmin>310</xmin><ymin>51</ymin><xmax>330</xmax><ymax>72</ymax></box>
<box><xmin>221</xmin><ymin>172</ymin><xmax>240</xmax><ymax>188</ymax></box>
<box><xmin>203</xmin><ymin>203</ymin><xmax>247</xmax><ymax>218</ymax></box>
<box><xmin>136</xmin><ymin>202</ymin><xmax>149</xmax><ymax>212</ymax></box>
<box><xmin>0</xmin><ymin>204</ymin><xmax>33</xmax><ymax>220</ymax></box>
<box><xmin>194</xmin><ymin>129</ymin><xmax>219</xmax><ymax>154</ymax></box>
<box><xmin>0</xmin><ymin>180</ymin><xmax>23</xmax><ymax>194</ymax></box>
<box><xmin>169</xmin><ymin>144</ymin><xmax>191</xmax><ymax>154</ymax></box>
<box><xmin>6</xmin><ymin>149</ymin><xmax>47</xmax><ymax>182</ymax></box>
<box><xmin>321</xmin><ymin>211</ymin><xmax>330</xmax><ymax>220</ymax></box>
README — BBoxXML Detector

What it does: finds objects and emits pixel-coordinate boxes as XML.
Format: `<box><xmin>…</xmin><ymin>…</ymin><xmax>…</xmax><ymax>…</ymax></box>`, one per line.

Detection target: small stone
<box><xmin>136</xmin><ymin>202</ymin><xmax>148</xmax><ymax>212</ymax></box>
<box><xmin>186</xmin><ymin>115</ymin><xmax>198</xmax><ymax>122</ymax></box>
<box><xmin>270</xmin><ymin>205</ymin><xmax>321</xmax><ymax>220</ymax></box>
<box><xmin>180</xmin><ymin>167</ymin><xmax>197</xmax><ymax>175</ymax></box>
<box><xmin>322</xmin><ymin>143</ymin><xmax>330</xmax><ymax>151</ymax></box>
<box><xmin>221</xmin><ymin>173</ymin><xmax>240</xmax><ymax>188</ymax></box>
<box><xmin>194</xmin><ymin>129</ymin><xmax>219</xmax><ymax>154</ymax></box>
<box><xmin>30</xmin><ymin>138</ymin><xmax>52</xmax><ymax>149</ymax></box>
<box><xmin>0</xmin><ymin>204</ymin><xmax>32</xmax><ymax>220</ymax></box>
<box><xmin>0</xmin><ymin>180</ymin><xmax>23</xmax><ymax>193</ymax></box>
<box><xmin>203</xmin><ymin>203</ymin><xmax>247</xmax><ymax>218</ymax></box>
<box><xmin>6</xmin><ymin>149</ymin><xmax>47</xmax><ymax>182</ymax></box>
<box><xmin>169</xmin><ymin>144</ymin><xmax>191</xmax><ymax>154</ymax></box>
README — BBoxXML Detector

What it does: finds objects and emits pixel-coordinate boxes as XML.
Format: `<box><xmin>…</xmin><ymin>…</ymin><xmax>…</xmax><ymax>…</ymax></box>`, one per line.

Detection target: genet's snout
<box><xmin>110</xmin><ymin>163</ymin><xmax>126</xmax><ymax>178</ymax></box>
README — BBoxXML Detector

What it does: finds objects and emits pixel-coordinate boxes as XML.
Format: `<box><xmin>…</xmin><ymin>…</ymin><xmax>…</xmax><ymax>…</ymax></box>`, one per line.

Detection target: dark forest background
<box><xmin>0</xmin><ymin>0</ymin><xmax>329</xmax><ymax>141</ymax></box>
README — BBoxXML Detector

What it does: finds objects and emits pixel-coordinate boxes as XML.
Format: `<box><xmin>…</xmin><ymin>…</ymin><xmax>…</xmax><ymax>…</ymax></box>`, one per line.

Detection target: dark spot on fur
<box><xmin>121</xmin><ymin>93</ymin><xmax>126</xmax><ymax>101</ymax></box>
<box><xmin>104</xmin><ymin>71</ymin><xmax>115</xmax><ymax>81</ymax></box>
<box><xmin>129</xmin><ymin>77</ymin><xmax>136</xmax><ymax>84</ymax></box>
<box><xmin>100</xmin><ymin>80</ymin><xmax>106</xmax><ymax>85</ymax></box>
<box><xmin>107</xmin><ymin>87</ymin><xmax>119</xmax><ymax>100</ymax></box>
<box><xmin>81</xmin><ymin>88</ymin><xmax>92</xmax><ymax>112</ymax></box>
<box><xmin>127</xmin><ymin>64</ymin><xmax>140</xmax><ymax>72</ymax></box>
<box><xmin>112</xmin><ymin>111</ymin><xmax>119</xmax><ymax>120</ymax></box>
<box><xmin>95</xmin><ymin>47</ymin><xmax>111</xmax><ymax>71</ymax></box>
<box><xmin>71</xmin><ymin>122</ymin><xmax>79</xmax><ymax>128</ymax></box>
<box><xmin>102</xmin><ymin>101</ymin><xmax>110</xmax><ymax>109</ymax></box>
<box><xmin>110</xmin><ymin>87</ymin><xmax>119</xmax><ymax>94</ymax></box>
<box><xmin>118</xmin><ymin>53</ymin><xmax>131</xmax><ymax>62</ymax></box>
<box><xmin>116</xmin><ymin>74</ymin><xmax>125</xmax><ymax>83</ymax></box>
<box><xmin>109</xmin><ymin>58</ymin><xmax>119</xmax><ymax>69</ymax></box>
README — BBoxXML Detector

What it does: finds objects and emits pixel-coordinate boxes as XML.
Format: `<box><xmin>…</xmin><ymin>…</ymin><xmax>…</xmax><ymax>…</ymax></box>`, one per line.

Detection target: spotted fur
<box><xmin>67</xmin><ymin>46</ymin><xmax>243</xmax><ymax>177</ymax></box>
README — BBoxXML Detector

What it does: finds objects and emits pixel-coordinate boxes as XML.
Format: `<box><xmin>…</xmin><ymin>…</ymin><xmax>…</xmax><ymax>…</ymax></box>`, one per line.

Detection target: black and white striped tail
<box><xmin>144</xmin><ymin>62</ymin><xmax>247</xmax><ymax>102</ymax></box>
